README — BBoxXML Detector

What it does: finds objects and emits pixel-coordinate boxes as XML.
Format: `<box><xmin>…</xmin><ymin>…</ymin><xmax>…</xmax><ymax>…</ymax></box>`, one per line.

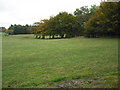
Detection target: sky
<box><xmin>0</xmin><ymin>0</ymin><xmax>101</xmax><ymax>28</ymax></box>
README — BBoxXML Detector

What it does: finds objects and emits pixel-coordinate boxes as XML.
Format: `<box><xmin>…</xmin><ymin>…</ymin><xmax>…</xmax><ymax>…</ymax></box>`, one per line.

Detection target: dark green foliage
<box><xmin>74</xmin><ymin>5</ymin><xmax>98</xmax><ymax>36</ymax></box>
<box><xmin>34</xmin><ymin>12</ymin><xmax>80</xmax><ymax>38</ymax></box>
<box><xmin>84</xmin><ymin>2</ymin><xmax>119</xmax><ymax>37</ymax></box>
<box><xmin>52</xmin><ymin>77</ymin><xmax>67</xmax><ymax>82</ymax></box>
<box><xmin>8</xmin><ymin>24</ymin><xmax>32</xmax><ymax>34</ymax></box>
<box><xmin>51</xmin><ymin>12</ymin><xmax>79</xmax><ymax>38</ymax></box>
<box><xmin>8</xmin><ymin>3</ymin><xmax>119</xmax><ymax>38</ymax></box>
<box><xmin>34</xmin><ymin>5</ymin><xmax>98</xmax><ymax>39</ymax></box>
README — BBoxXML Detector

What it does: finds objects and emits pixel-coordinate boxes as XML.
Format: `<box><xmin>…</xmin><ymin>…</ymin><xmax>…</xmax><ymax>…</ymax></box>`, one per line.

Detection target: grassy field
<box><xmin>2</xmin><ymin>34</ymin><xmax>118</xmax><ymax>88</ymax></box>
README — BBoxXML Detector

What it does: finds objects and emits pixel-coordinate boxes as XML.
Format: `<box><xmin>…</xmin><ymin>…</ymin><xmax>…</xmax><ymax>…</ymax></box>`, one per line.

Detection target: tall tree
<box><xmin>34</xmin><ymin>12</ymin><xmax>79</xmax><ymax>39</ymax></box>
<box><xmin>74</xmin><ymin>5</ymin><xmax>98</xmax><ymax>36</ymax></box>
<box><xmin>47</xmin><ymin>12</ymin><xmax>79</xmax><ymax>38</ymax></box>
<box><xmin>84</xmin><ymin>2</ymin><xmax>119</xmax><ymax>37</ymax></box>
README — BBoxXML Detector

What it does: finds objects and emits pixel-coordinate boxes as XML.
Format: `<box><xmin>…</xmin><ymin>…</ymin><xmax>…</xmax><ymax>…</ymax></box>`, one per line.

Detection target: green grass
<box><xmin>0</xmin><ymin>32</ymin><xmax>8</xmax><ymax>36</ymax></box>
<box><xmin>2</xmin><ymin>34</ymin><xmax>118</xmax><ymax>88</ymax></box>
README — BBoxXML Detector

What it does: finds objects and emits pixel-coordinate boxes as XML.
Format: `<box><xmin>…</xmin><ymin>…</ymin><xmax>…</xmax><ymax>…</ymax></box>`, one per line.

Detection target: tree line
<box><xmin>33</xmin><ymin>2</ymin><xmax>119</xmax><ymax>39</ymax></box>
<box><xmin>8</xmin><ymin>24</ymin><xmax>33</xmax><ymax>34</ymax></box>
<box><xmin>2</xmin><ymin>24</ymin><xmax>33</xmax><ymax>35</ymax></box>
<box><xmin>3</xmin><ymin>2</ymin><xmax>119</xmax><ymax>38</ymax></box>
<box><xmin>32</xmin><ymin>5</ymin><xmax>99</xmax><ymax>39</ymax></box>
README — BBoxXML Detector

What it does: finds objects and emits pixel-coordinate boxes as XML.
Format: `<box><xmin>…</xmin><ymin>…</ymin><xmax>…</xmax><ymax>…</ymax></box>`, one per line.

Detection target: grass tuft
<box><xmin>51</xmin><ymin>76</ymin><xmax>67</xmax><ymax>82</ymax></box>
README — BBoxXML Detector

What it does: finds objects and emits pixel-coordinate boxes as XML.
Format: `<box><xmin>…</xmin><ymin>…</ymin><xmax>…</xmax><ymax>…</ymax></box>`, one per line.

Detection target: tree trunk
<box><xmin>90</xmin><ymin>34</ymin><xmax>91</xmax><ymax>38</ymax></box>
<box><xmin>49</xmin><ymin>35</ymin><xmax>51</xmax><ymax>39</ymax></box>
<box><xmin>35</xmin><ymin>35</ymin><xmax>38</xmax><ymax>38</ymax></box>
<box><xmin>52</xmin><ymin>35</ymin><xmax>54</xmax><ymax>39</ymax></box>
<box><xmin>61</xmin><ymin>35</ymin><xmax>64</xmax><ymax>38</ymax></box>
<box><xmin>42</xmin><ymin>35</ymin><xmax>45</xmax><ymax>39</ymax></box>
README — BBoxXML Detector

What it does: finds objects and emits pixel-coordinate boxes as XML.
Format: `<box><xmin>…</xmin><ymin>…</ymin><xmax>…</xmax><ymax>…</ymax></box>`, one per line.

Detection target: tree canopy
<box><xmin>33</xmin><ymin>12</ymin><xmax>80</xmax><ymax>39</ymax></box>
<box><xmin>84</xmin><ymin>2</ymin><xmax>119</xmax><ymax>37</ymax></box>
<box><xmin>8</xmin><ymin>24</ymin><xmax>33</xmax><ymax>34</ymax></box>
<box><xmin>7</xmin><ymin>2</ymin><xmax>119</xmax><ymax>38</ymax></box>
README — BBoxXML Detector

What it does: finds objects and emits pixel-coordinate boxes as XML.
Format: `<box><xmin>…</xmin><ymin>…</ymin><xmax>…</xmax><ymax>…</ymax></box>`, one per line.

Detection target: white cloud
<box><xmin>0</xmin><ymin>0</ymin><xmax>101</xmax><ymax>28</ymax></box>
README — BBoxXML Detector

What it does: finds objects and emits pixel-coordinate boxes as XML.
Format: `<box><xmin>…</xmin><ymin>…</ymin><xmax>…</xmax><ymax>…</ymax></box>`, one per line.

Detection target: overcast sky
<box><xmin>0</xmin><ymin>0</ymin><xmax>101</xmax><ymax>28</ymax></box>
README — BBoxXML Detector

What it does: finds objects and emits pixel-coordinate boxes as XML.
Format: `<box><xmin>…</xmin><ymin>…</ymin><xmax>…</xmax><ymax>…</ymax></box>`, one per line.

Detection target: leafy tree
<box><xmin>47</xmin><ymin>12</ymin><xmax>79</xmax><ymax>38</ymax></box>
<box><xmin>35</xmin><ymin>12</ymin><xmax>79</xmax><ymax>39</ymax></box>
<box><xmin>32</xmin><ymin>19</ymin><xmax>49</xmax><ymax>39</ymax></box>
<box><xmin>74</xmin><ymin>5</ymin><xmax>98</xmax><ymax>36</ymax></box>
<box><xmin>2</xmin><ymin>27</ymin><xmax>13</xmax><ymax>36</ymax></box>
<box><xmin>99</xmin><ymin>2</ymin><xmax>119</xmax><ymax>36</ymax></box>
<box><xmin>8</xmin><ymin>24</ymin><xmax>32</xmax><ymax>34</ymax></box>
<box><xmin>84</xmin><ymin>2</ymin><xmax>119</xmax><ymax>37</ymax></box>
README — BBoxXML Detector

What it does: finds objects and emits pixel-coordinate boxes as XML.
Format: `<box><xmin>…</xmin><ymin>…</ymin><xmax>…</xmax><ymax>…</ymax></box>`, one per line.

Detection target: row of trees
<box><xmin>33</xmin><ymin>2</ymin><xmax>119</xmax><ymax>39</ymax></box>
<box><xmin>33</xmin><ymin>12</ymin><xmax>80</xmax><ymax>39</ymax></box>
<box><xmin>33</xmin><ymin>5</ymin><xmax>98</xmax><ymax>39</ymax></box>
<box><xmin>8</xmin><ymin>24</ymin><xmax>33</xmax><ymax>34</ymax></box>
<box><xmin>2</xmin><ymin>24</ymin><xmax>33</xmax><ymax>35</ymax></box>
<box><xmin>3</xmin><ymin>2</ymin><xmax>119</xmax><ymax>38</ymax></box>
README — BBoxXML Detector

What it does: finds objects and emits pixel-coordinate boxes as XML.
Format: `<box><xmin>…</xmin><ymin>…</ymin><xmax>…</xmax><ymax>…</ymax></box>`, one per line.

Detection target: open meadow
<box><xmin>2</xmin><ymin>34</ymin><xmax>118</xmax><ymax>88</ymax></box>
